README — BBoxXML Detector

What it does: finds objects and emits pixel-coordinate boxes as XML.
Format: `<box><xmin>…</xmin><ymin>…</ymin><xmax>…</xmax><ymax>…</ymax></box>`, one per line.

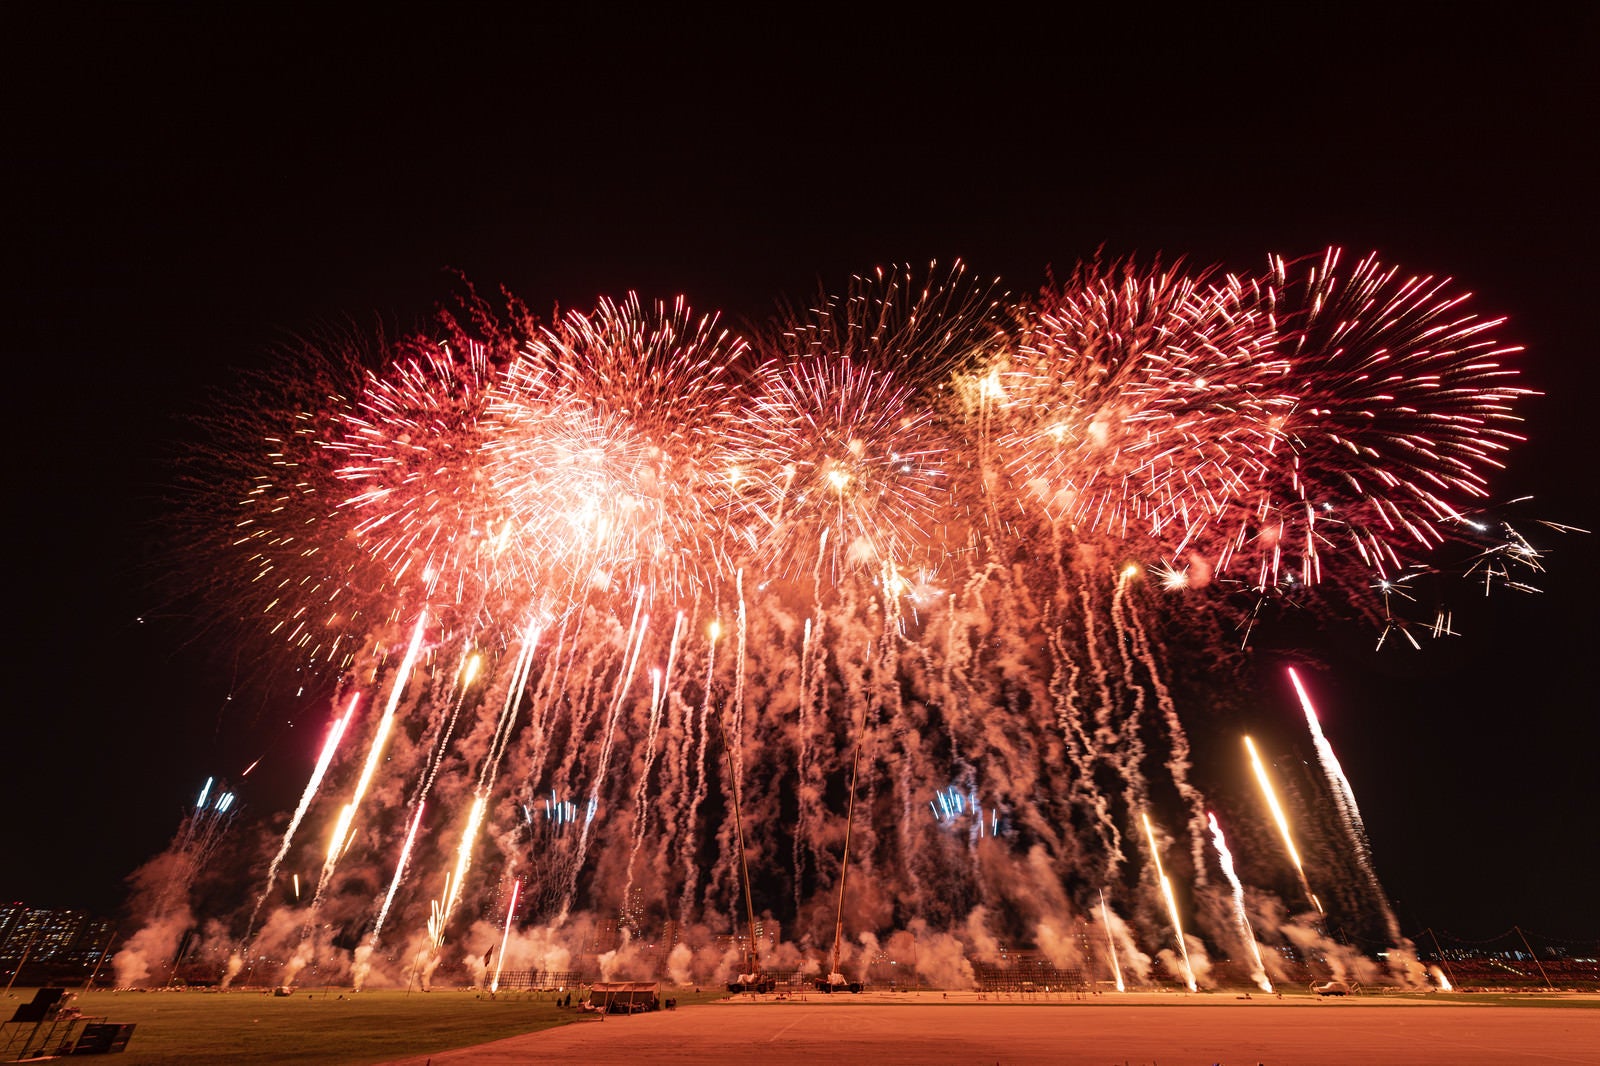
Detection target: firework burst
<box><xmin>486</xmin><ymin>293</ymin><xmax>754</xmax><ymax>604</ymax></box>
<box><xmin>748</xmin><ymin>261</ymin><xmax>1010</xmax><ymax>579</ymax></box>
<box><xmin>149</xmin><ymin>247</ymin><xmax>1559</xmax><ymax>996</ymax></box>
<box><xmin>743</xmin><ymin>352</ymin><xmax>951</xmax><ymax>580</ymax></box>
<box><xmin>989</xmin><ymin>259</ymin><xmax>1286</xmax><ymax>550</ymax></box>
<box><xmin>1226</xmin><ymin>249</ymin><xmax>1534</xmax><ymax>602</ymax></box>
<box><xmin>322</xmin><ymin>339</ymin><xmax>509</xmax><ymax>622</ymax></box>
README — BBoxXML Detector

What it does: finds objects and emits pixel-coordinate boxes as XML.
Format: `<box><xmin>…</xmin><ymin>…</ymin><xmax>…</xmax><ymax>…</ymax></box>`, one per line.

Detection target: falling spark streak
<box><xmin>1207</xmin><ymin>811</ymin><xmax>1272</xmax><ymax>992</ymax></box>
<box><xmin>1099</xmin><ymin>890</ymin><xmax>1125</xmax><ymax>992</ymax></box>
<box><xmin>1142</xmin><ymin>811</ymin><xmax>1196</xmax><ymax>991</ymax></box>
<box><xmin>481</xmin><ymin>618</ymin><xmax>542</xmax><ymax>798</ymax></box>
<box><xmin>624</xmin><ymin>611</ymin><xmax>683</xmax><ymax>908</ymax></box>
<box><xmin>490</xmin><ymin>878</ymin><xmax>521</xmax><ymax>993</ymax></box>
<box><xmin>732</xmin><ymin>570</ymin><xmax>748</xmax><ymax>800</ymax></box>
<box><xmin>1244</xmin><ymin>735</ymin><xmax>1323</xmax><ymax>913</ymax></box>
<box><xmin>420</xmin><ymin>623</ymin><xmax>539</xmax><ymax>952</ymax></box>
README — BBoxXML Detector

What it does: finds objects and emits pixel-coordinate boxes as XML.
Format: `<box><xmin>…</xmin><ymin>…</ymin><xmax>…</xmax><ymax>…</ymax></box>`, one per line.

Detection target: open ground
<box><xmin>13</xmin><ymin>988</ymin><xmax>1595</xmax><ymax>1065</ymax></box>
<box><xmin>380</xmin><ymin>992</ymin><xmax>1600</xmax><ymax>1066</ymax></box>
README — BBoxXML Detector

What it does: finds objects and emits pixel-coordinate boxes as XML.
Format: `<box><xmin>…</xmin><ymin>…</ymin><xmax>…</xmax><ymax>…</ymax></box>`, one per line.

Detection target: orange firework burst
<box><xmin>487</xmin><ymin>293</ymin><xmax>754</xmax><ymax>603</ymax></box>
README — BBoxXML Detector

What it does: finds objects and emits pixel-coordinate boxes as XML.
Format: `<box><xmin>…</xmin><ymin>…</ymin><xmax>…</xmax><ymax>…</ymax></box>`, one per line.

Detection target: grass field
<box><xmin>3</xmin><ymin>987</ymin><xmax>726</xmax><ymax>1065</ymax></box>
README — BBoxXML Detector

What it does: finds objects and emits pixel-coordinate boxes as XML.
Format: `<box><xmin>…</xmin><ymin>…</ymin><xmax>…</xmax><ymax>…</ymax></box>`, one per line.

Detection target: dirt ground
<box><xmin>382</xmin><ymin>991</ymin><xmax>1600</xmax><ymax>1065</ymax></box>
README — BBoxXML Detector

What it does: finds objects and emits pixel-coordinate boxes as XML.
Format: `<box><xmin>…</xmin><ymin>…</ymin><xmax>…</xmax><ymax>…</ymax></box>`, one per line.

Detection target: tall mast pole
<box><xmin>830</xmin><ymin>700</ymin><xmax>869</xmax><ymax>979</ymax></box>
<box><xmin>716</xmin><ymin>709</ymin><xmax>761</xmax><ymax>979</ymax></box>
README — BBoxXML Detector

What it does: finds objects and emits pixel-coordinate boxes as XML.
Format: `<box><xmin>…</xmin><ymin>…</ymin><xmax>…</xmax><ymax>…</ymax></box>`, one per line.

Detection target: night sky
<box><xmin>8</xmin><ymin>6</ymin><xmax>1596</xmax><ymax>941</ymax></box>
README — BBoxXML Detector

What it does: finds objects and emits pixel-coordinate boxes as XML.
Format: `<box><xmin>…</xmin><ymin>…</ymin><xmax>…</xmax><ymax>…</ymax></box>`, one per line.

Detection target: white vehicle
<box><xmin>814</xmin><ymin>971</ymin><xmax>863</xmax><ymax>994</ymax></box>
<box><xmin>1312</xmin><ymin>980</ymin><xmax>1350</xmax><ymax>996</ymax></box>
<box><xmin>727</xmin><ymin>972</ymin><xmax>775</xmax><ymax>994</ymax></box>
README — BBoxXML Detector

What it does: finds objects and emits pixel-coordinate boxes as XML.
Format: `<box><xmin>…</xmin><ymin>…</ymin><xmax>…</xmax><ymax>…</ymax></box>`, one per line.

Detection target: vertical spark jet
<box><xmin>1207</xmin><ymin>811</ymin><xmax>1272</xmax><ymax>992</ymax></box>
<box><xmin>678</xmin><ymin>616</ymin><xmax>720</xmax><ymax>924</ymax></box>
<box><xmin>623</xmin><ymin>612</ymin><xmax>682</xmax><ymax>912</ymax></box>
<box><xmin>1287</xmin><ymin>667</ymin><xmax>1401</xmax><ymax>941</ymax></box>
<box><xmin>244</xmin><ymin>692</ymin><xmax>359</xmax><ymax>939</ymax></box>
<box><xmin>490</xmin><ymin>878</ymin><xmax>521</xmax><ymax>993</ymax></box>
<box><xmin>1141</xmin><ymin>811</ymin><xmax>1196</xmax><ymax>991</ymax></box>
<box><xmin>351</xmin><ymin>800</ymin><xmax>426</xmax><ymax>991</ymax></box>
<box><xmin>430</xmin><ymin>618</ymin><xmax>532</xmax><ymax>943</ymax></box>
<box><xmin>321</xmin><ymin>611</ymin><xmax>429</xmax><ymax>897</ymax></box>
<box><xmin>1288</xmin><ymin>668</ymin><xmax>1372</xmax><ymax>866</ymax></box>
<box><xmin>1099</xmin><ymin>890</ymin><xmax>1125</xmax><ymax>992</ymax></box>
<box><xmin>437</xmin><ymin>795</ymin><xmax>487</xmax><ymax>943</ymax></box>
<box><xmin>828</xmin><ymin>687</ymin><xmax>873</xmax><ymax>987</ymax></box>
<box><xmin>553</xmin><ymin>602</ymin><xmax>649</xmax><ymax>922</ymax></box>
<box><xmin>357</xmin><ymin>644</ymin><xmax>486</xmax><ymax>991</ymax></box>
<box><xmin>1244</xmin><ymin>735</ymin><xmax>1323</xmax><ymax>913</ymax></box>
<box><xmin>380</xmin><ymin>805</ymin><xmax>427</xmax><ymax>931</ymax></box>
<box><xmin>419</xmin><ymin>650</ymin><xmax>482</xmax><ymax>801</ymax></box>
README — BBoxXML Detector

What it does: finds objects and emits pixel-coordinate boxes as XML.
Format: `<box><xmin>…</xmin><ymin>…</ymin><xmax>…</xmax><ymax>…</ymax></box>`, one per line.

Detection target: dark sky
<box><xmin>7</xmin><ymin>6</ymin><xmax>1596</xmax><ymax>939</ymax></box>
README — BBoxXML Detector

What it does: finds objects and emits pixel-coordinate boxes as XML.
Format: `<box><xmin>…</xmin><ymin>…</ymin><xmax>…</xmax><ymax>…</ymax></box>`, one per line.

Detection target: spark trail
<box><xmin>351</xmin><ymin>800</ymin><xmax>426</xmax><ymax>990</ymax></box>
<box><xmin>1207</xmin><ymin>811</ymin><xmax>1271</xmax><ymax>992</ymax></box>
<box><xmin>320</xmin><ymin>612</ymin><xmax>428</xmax><ymax>900</ymax></box>
<box><xmin>1288</xmin><ymin>667</ymin><xmax>1403</xmax><ymax>941</ymax></box>
<box><xmin>491</xmin><ymin>877</ymin><xmax>520</xmax><ymax>993</ymax></box>
<box><xmin>1244</xmin><ymin>735</ymin><xmax>1323</xmax><ymax>914</ymax></box>
<box><xmin>244</xmin><ymin>692</ymin><xmax>358</xmax><ymax>939</ymax></box>
<box><xmin>1099</xmin><ymin>890</ymin><xmax>1125</xmax><ymax>992</ymax></box>
<box><xmin>1142</xmin><ymin>811</ymin><xmax>1196</xmax><ymax>991</ymax></box>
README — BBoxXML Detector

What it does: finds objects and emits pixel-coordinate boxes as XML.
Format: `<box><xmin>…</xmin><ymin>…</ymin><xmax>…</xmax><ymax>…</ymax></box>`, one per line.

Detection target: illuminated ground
<box><xmin>382</xmin><ymin>991</ymin><xmax>1600</xmax><ymax>1066</ymax></box>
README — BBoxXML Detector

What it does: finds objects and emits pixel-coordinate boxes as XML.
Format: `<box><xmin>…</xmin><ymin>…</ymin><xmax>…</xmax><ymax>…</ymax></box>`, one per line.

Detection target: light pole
<box><xmin>83</xmin><ymin>937</ymin><xmax>116</xmax><ymax>992</ymax></box>
<box><xmin>4</xmin><ymin>926</ymin><xmax>41</xmax><ymax>997</ymax></box>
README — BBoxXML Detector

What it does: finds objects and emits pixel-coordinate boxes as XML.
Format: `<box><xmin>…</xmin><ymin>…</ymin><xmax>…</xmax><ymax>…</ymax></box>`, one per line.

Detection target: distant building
<box><xmin>479</xmin><ymin>877</ymin><xmax>529</xmax><ymax>925</ymax></box>
<box><xmin>619</xmin><ymin>888</ymin><xmax>646</xmax><ymax>936</ymax></box>
<box><xmin>714</xmin><ymin>918</ymin><xmax>780</xmax><ymax>959</ymax></box>
<box><xmin>0</xmin><ymin>902</ymin><xmax>116</xmax><ymax>971</ymax></box>
<box><xmin>590</xmin><ymin>918</ymin><xmax>621</xmax><ymax>955</ymax></box>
